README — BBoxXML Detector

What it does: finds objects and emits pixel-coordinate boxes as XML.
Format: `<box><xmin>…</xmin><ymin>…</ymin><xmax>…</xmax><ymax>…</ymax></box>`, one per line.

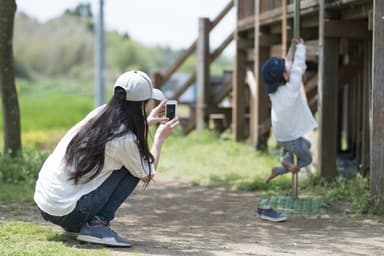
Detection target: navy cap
<box><xmin>261</xmin><ymin>57</ymin><xmax>285</xmax><ymax>94</ymax></box>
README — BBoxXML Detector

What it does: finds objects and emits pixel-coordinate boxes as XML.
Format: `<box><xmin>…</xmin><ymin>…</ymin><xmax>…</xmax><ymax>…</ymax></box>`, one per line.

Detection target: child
<box><xmin>261</xmin><ymin>38</ymin><xmax>317</xmax><ymax>183</ymax></box>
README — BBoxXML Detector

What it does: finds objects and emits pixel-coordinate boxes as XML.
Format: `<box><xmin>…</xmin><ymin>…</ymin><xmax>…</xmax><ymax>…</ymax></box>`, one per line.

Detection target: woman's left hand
<box><xmin>147</xmin><ymin>100</ymin><xmax>168</xmax><ymax>125</ymax></box>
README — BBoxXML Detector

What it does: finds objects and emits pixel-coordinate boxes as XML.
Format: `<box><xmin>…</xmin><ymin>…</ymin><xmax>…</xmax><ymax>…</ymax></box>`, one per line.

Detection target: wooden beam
<box><xmin>250</xmin><ymin>0</ymin><xmax>270</xmax><ymax>150</ymax></box>
<box><xmin>318</xmin><ymin>0</ymin><xmax>339</xmax><ymax>181</ymax></box>
<box><xmin>324</xmin><ymin>20</ymin><xmax>369</xmax><ymax>38</ymax></box>
<box><xmin>361</xmin><ymin>38</ymin><xmax>371</xmax><ymax>169</ymax></box>
<box><xmin>196</xmin><ymin>18</ymin><xmax>210</xmax><ymax>131</ymax></box>
<box><xmin>260</xmin><ymin>34</ymin><xmax>281</xmax><ymax>46</ymax></box>
<box><xmin>281</xmin><ymin>0</ymin><xmax>287</xmax><ymax>56</ymax></box>
<box><xmin>237</xmin><ymin>37</ymin><xmax>254</xmax><ymax>49</ymax></box>
<box><xmin>370</xmin><ymin>0</ymin><xmax>384</xmax><ymax>210</ymax></box>
<box><xmin>340</xmin><ymin>1</ymin><xmax>372</xmax><ymax>20</ymax></box>
<box><xmin>233</xmin><ymin>35</ymin><xmax>248</xmax><ymax>141</ymax></box>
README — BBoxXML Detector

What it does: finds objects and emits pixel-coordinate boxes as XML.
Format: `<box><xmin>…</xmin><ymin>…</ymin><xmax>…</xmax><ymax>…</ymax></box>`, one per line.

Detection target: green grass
<box><xmin>0</xmin><ymin>221</ymin><xmax>114</xmax><ymax>255</ymax></box>
<box><xmin>156</xmin><ymin>129</ymin><xmax>292</xmax><ymax>193</ymax></box>
<box><xmin>0</xmin><ymin>182</ymin><xmax>36</xmax><ymax>202</ymax></box>
<box><xmin>16</xmin><ymin>79</ymin><xmax>94</xmax><ymax>132</ymax></box>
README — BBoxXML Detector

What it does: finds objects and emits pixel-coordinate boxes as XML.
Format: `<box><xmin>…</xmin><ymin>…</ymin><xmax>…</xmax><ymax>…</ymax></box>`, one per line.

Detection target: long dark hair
<box><xmin>65</xmin><ymin>87</ymin><xmax>154</xmax><ymax>185</ymax></box>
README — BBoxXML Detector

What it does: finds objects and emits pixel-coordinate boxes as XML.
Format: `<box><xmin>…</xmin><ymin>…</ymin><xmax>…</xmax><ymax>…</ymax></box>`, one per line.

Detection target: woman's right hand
<box><xmin>154</xmin><ymin>118</ymin><xmax>179</xmax><ymax>143</ymax></box>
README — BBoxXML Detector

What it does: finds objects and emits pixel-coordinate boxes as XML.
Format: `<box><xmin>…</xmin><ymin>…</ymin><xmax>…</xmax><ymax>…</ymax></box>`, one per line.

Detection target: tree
<box><xmin>0</xmin><ymin>0</ymin><xmax>22</xmax><ymax>156</ymax></box>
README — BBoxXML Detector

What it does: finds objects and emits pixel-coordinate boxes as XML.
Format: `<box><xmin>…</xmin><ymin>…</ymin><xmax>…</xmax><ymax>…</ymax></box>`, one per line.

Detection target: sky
<box><xmin>15</xmin><ymin>0</ymin><xmax>236</xmax><ymax>52</ymax></box>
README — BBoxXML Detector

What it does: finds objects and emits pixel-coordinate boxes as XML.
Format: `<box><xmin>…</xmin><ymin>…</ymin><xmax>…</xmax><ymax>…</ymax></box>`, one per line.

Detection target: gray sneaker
<box><xmin>77</xmin><ymin>223</ymin><xmax>132</xmax><ymax>247</ymax></box>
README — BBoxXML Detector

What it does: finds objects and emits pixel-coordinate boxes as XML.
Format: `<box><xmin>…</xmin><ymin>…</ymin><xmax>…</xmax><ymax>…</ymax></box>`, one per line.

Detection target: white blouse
<box><xmin>34</xmin><ymin>105</ymin><xmax>155</xmax><ymax>216</ymax></box>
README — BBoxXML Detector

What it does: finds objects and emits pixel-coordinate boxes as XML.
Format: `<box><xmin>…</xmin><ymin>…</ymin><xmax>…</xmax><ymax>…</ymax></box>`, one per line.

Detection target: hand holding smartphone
<box><xmin>165</xmin><ymin>100</ymin><xmax>177</xmax><ymax>120</ymax></box>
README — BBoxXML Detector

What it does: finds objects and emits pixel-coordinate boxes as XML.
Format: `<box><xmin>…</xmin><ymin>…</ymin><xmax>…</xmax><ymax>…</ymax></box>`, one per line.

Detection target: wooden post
<box><xmin>151</xmin><ymin>72</ymin><xmax>163</xmax><ymax>89</ymax></box>
<box><xmin>196</xmin><ymin>17</ymin><xmax>210</xmax><ymax>131</ymax></box>
<box><xmin>250</xmin><ymin>0</ymin><xmax>270</xmax><ymax>150</ymax></box>
<box><xmin>354</xmin><ymin>43</ymin><xmax>364</xmax><ymax>166</ymax></box>
<box><xmin>281</xmin><ymin>0</ymin><xmax>287</xmax><ymax>56</ymax></box>
<box><xmin>232</xmin><ymin>0</ymin><xmax>248</xmax><ymax>142</ymax></box>
<box><xmin>290</xmin><ymin>0</ymin><xmax>301</xmax><ymax>198</ymax></box>
<box><xmin>318</xmin><ymin>0</ymin><xmax>339</xmax><ymax>181</ymax></box>
<box><xmin>370</xmin><ymin>0</ymin><xmax>384</xmax><ymax>210</ymax></box>
<box><xmin>361</xmin><ymin>39</ymin><xmax>371</xmax><ymax>169</ymax></box>
<box><xmin>292</xmin><ymin>155</ymin><xmax>298</xmax><ymax>198</ymax></box>
<box><xmin>233</xmin><ymin>34</ymin><xmax>247</xmax><ymax>141</ymax></box>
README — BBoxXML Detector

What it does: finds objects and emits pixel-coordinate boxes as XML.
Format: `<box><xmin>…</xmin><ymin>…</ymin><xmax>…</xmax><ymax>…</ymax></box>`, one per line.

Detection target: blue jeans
<box><xmin>40</xmin><ymin>167</ymin><xmax>139</xmax><ymax>232</ymax></box>
<box><xmin>276</xmin><ymin>137</ymin><xmax>312</xmax><ymax>174</ymax></box>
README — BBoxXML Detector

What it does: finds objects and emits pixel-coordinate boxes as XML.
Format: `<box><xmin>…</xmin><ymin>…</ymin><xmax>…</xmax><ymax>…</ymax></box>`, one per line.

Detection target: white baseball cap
<box><xmin>113</xmin><ymin>70</ymin><xmax>165</xmax><ymax>101</ymax></box>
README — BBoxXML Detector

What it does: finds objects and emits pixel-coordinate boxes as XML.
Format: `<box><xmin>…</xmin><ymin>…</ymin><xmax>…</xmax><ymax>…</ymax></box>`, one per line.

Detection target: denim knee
<box><xmin>299</xmin><ymin>153</ymin><xmax>312</xmax><ymax>167</ymax></box>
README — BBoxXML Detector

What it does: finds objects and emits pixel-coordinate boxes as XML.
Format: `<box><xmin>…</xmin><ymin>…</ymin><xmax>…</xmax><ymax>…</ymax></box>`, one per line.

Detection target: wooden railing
<box><xmin>170</xmin><ymin>31</ymin><xmax>234</xmax><ymax>100</ymax></box>
<box><xmin>152</xmin><ymin>0</ymin><xmax>234</xmax><ymax>101</ymax></box>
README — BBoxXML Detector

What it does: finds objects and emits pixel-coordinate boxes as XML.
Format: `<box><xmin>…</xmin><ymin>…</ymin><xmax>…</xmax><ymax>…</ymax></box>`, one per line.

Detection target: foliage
<box><xmin>0</xmin><ymin>148</ymin><xmax>48</xmax><ymax>185</ymax></box>
<box><xmin>301</xmin><ymin>172</ymin><xmax>374</xmax><ymax>215</ymax></box>
<box><xmin>13</xmin><ymin>11</ymin><xmax>233</xmax><ymax>81</ymax></box>
<box><xmin>14</xmin><ymin>13</ymin><xmax>94</xmax><ymax>80</ymax></box>
<box><xmin>0</xmin><ymin>221</ymin><xmax>113</xmax><ymax>255</ymax></box>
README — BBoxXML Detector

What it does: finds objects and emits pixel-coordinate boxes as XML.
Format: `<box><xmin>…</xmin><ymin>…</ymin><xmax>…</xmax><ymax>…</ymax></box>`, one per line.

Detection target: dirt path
<box><xmin>5</xmin><ymin>176</ymin><xmax>384</xmax><ymax>255</ymax></box>
<box><xmin>108</xmin><ymin>176</ymin><xmax>384</xmax><ymax>256</ymax></box>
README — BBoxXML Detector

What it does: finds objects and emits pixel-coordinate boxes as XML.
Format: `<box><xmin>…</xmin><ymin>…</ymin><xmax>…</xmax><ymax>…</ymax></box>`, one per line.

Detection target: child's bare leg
<box><xmin>265</xmin><ymin>167</ymin><xmax>280</xmax><ymax>183</ymax></box>
<box><xmin>281</xmin><ymin>159</ymin><xmax>300</xmax><ymax>173</ymax></box>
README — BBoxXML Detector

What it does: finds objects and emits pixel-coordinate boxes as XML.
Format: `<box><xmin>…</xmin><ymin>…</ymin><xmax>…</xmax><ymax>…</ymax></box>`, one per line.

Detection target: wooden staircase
<box><xmin>151</xmin><ymin>1</ymin><xmax>235</xmax><ymax>134</ymax></box>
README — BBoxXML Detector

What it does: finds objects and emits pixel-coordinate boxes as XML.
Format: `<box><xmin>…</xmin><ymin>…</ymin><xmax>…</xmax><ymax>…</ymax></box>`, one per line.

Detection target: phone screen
<box><xmin>166</xmin><ymin>103</ymin><xmax>176</xmax><ymax>119</ymax></box>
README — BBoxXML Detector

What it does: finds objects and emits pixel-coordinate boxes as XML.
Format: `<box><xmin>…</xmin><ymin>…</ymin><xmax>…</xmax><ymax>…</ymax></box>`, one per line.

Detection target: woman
<box><xmin>34</xmin><ymin>70</ymin><xmax>179</xmax><ymax>247</ymax></box>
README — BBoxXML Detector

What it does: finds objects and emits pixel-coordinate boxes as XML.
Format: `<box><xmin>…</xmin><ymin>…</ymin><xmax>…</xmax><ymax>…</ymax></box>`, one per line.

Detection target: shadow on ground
<box><xmin>108</xmin><ymin>179</ymin><xmax>384</xmax><ymax>256</ymax></box>
<box><xmin>5</xmin><ymin>178</ymin><xmax>384</xmax><ymax>256</ymax></box>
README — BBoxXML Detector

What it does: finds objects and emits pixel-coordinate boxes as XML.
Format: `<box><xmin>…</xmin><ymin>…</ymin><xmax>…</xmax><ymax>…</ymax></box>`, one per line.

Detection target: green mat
<box><xmin>257</xmin><ymin>196</ymin><xmax>331</xmax><ymax>217</ymax></box>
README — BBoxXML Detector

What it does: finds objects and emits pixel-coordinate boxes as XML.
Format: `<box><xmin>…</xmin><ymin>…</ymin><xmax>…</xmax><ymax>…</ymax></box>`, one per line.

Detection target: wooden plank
<box><xmin>337</xmin><ymin>90</ymin><xmax>343</xmax><ymax>152</ymax></box>
<box><xmin>370</xmin><ymin>0</ymin><xmax>384</xmax><ymax>210</ymax></box>
<box><xmin>233</xmin><ymin>32</ymin><xmax>248</xmax><ymax>141</ymax></box>
<box><xmin>318</xmin><ymin>1</ymin><xmax>339</xmax><ymax>181</ymax></box>
<box><xmin>237</xmin><ymin>0</ymin><xmax>372</xmax><ymax>32</ymax></box>
<box><xmin>282</xmin><ymin>0</ymin><xmax>288</xmax><ymax>56</ymax></box>
<box><xmin>161</xmin><ymin>41</ymin><xmax>196</xmax><ymax>87</ymax></box>
<box><xmin>250</xmin><ymin>0</ymin><xmax>270</xmax><ymax>150</ymax></box>
<box><xmin>347</xmin><ymin>79</ymin><xmax>357</xmax><ymax>153</ymax></box>
<box><xmin>355</xmin><ymin>52</ymin><xmax>363</xmax><ymax>165</ymax></box>
<box><xmin>210</xmin><ymin>0</ymin><xmax>235</xmax><ymax>29</ymax></box>
<box><xmin>324</xmin><ymin>20</ymin><xmax>369</xmax><ymax>38</ymax></box>
<box><xmin>340</xmin><ymin>1</ymin><xmax>372</xmax><ymax>20</ymax></box>
<box><xmin>361</xmin><ymin>38</ymin><xmax>371</xmax><ymax>169</ymax></box>
<box><xmin>237</xmin><ymin>16</ymin><xmax>255</xmax><ymax>32</ymax></box>
<box><xmin>196</xmin><ymin>18</ymin><xmax>210</xmax><ymax>131</ymax></box>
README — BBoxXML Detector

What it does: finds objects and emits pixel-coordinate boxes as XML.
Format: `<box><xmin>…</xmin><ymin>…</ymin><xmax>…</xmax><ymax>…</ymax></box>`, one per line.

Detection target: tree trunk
<box><xmin>0</xmin><ymin>0</ymin><xmax>22</xmax><ymax>156</ymax></box>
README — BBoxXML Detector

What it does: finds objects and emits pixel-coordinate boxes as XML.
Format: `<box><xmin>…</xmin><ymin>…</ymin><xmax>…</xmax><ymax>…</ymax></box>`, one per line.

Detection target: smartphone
<box><xmin>165</xmin><ymin>100</ymin><xmax>177</xmax><ymax>120</ymax></box>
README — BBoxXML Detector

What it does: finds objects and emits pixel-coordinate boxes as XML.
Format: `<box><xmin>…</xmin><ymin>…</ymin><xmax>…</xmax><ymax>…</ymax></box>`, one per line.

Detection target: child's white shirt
<box><xmin>269</xmin><ymin>44</ymin><xmax>318</xmax><ymax>142</ymax></box>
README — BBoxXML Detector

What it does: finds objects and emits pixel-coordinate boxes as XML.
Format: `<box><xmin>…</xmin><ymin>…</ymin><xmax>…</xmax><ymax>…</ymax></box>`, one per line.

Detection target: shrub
<box><xmin>0</xmin><ymin>149</ymin><xmax>48</xmax><ymax>185</ymax></box>
<box><xmin>303</xmin><ymin>172</ymin><xmax>372</xmax><ymax>215</ymax></box>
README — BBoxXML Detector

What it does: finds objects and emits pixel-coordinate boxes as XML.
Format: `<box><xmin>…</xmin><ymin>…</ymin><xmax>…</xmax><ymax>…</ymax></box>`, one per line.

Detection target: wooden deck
<box><xmin>151</xmin><ymin>0</ymin><xmax>384</xmax><ymax>208</ymax></box>
<box><xmin>231</xmin><ymin>0</ymin><xmax>383</xmax><ymax>203</ymax></box>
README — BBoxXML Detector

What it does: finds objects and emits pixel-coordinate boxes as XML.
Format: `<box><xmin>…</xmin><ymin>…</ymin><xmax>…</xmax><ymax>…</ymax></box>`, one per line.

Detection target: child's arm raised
<box><xmin>285</xmin><ymin>38</ymin><xmax>299</xmax><ymax>71</ymax></box>
<box><xmin>287</xmin><ymin>38</ymin><xmax>306</xmax><ymax>92</ymax></box>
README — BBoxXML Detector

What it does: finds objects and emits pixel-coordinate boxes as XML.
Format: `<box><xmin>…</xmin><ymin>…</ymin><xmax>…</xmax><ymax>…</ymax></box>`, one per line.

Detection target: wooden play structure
<box><xmin>152</xmin><ymin>0</ymin><xmax>384</xmax><ymax>204</ymax></box>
